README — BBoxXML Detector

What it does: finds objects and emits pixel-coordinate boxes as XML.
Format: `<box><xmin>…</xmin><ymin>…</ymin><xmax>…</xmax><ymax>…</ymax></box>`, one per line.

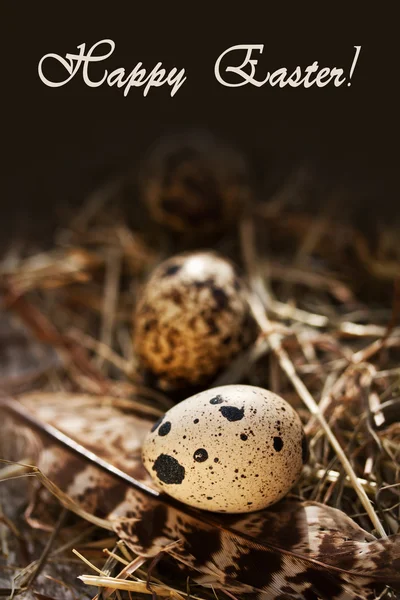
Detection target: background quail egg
<box><xmin>139</xmin><ymin>131</ymin><xmax>252</xmax><ymax>235</ymax></box>
<box><xmin>142</xmin><ymin>384</ymin><xmax>307</xmax><ymax>513</ymax></box>
<box><xmin>134</xmin><ymin>252</ymin><xmax>256</xmax><ymax>392</ymax></box>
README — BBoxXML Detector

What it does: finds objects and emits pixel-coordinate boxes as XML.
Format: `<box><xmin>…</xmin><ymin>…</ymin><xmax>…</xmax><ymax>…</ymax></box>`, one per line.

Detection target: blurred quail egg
<box><xmin>139</xmin><ymin>131</ymin><xmax>252</xmax><ymax>235</ymax></box>
<box><xmin>142</xmin><ymin>384</ymin><xmax>307</xmax><ymax>513</ymax></box>
<box><xmin>134</xmin><ymin>252</ymin><xmax>256</xmax><ymax>392</ymax></box>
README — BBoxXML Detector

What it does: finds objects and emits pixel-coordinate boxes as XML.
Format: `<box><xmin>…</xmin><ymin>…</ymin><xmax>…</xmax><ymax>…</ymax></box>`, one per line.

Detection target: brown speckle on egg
<box><xmin>134</xmin><ymin>252</ymin><xmax>257</xmax><ymax>392</ymax></box>
<box><xmin>142</xmin><ymin>384</ymin><xmax>307</xmax><ymax>513</ymax></box>
<box><xmin>152</xmin><ymin>454</ymin><xmax>186</xmax><ymax>485</ymax></box>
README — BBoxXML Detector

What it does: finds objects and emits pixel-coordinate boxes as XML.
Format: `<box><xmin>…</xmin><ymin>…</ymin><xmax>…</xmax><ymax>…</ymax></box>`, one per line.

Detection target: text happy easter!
<box><xmin>38</xmin><ymin>40</ymin><xmax>362</xmax><ymax>97</ymax></box>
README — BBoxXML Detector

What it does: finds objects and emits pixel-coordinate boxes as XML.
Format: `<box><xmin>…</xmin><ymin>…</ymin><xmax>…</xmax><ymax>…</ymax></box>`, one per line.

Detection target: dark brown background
<box><xmin>2</xmin><ymin>5</ymin><xmax>399</xmax><ymax>248</ymax></box>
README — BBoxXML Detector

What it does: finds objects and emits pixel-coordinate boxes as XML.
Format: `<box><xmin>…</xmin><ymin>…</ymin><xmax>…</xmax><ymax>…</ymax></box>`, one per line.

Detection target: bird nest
<box><xmin>0</xmin><ymin>162</ymin><xmax>399</xmax><ymax>600</ymax></box>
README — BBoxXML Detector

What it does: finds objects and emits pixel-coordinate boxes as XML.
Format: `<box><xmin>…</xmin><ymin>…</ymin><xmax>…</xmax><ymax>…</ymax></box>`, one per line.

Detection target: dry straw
<box><xmin>1</xmin><ymin>171</ymin><xmax>399</xmax><ymax>598</ymax></box>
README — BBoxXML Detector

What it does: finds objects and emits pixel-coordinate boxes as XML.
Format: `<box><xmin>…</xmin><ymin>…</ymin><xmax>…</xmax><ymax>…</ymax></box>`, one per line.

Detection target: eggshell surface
<box><xmin>134</xmin><ymin>252</ymin><xmax>256</xmax><ymax>392</ymax></box>
<box><xmin>142</xmin><ymin>384</ymin><xmax>307</xmax><ymax>513</ymax></box>
<box><xmin>139</xmin><ymin>132</ymin><xmax>251</xmax><ymax>235</ymax></box>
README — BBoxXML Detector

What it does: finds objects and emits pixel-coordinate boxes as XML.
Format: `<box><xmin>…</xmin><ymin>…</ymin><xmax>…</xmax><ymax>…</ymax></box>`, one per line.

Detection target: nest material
<box><xmin>0</xmin><ymin>169</ymin><xmax>399</xmax><ymax>600</ymax></box>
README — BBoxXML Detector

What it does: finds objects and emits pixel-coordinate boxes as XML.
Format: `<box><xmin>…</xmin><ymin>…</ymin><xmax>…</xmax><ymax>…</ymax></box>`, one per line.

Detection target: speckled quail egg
<box><xmin>139</xmin><ymin>131</ymin><xmax>252</xmax><ymax>235</ymax></box>
<box><xmin>134</xmin><ymin>252</ymin><xmax>257</xmax><ymax>392</ymax></box>
<box><xmin>142</xmin><ymin>384</ymin><xmax>308</xmax><ymax>513</ymax></box>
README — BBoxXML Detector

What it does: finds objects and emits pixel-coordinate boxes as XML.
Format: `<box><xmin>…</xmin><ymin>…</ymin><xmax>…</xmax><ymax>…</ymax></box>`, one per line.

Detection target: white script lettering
<box><xmin>214</xmin><ymin>45</ymin><xmax>361</xmax><ymax>89</ymax></box>
<box><xmin>38</xmin><ymin>39</ymin><xmax>187</xmax><ymax>97</ymax></box>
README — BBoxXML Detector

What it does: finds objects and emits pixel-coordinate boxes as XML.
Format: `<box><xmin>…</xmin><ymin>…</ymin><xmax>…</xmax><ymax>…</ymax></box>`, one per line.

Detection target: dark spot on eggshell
<box><xmin>210</xmin><ymin>395</ymin><xmax>224</xmax><ymax>405</ymax></box>
<box><xmin>273</xmin><ymin>436</ymin><xmax>284</xmax><ymax>452</ymax></box>
<box><xmin>151</xmin><ymin>417</ymin><xmax>163</xmax><ymax>432</ymax></box>
<box><xmin>211</xmin><ymin>286</ymin><xmax>229</xmax><ymax>309</ymax></box>
<box><xmin>158</xmin><ymin>421</ymin><xmax>171</xmax><ymax>436</ymax></box>
<box><xmin>220</xmin><ymin>405</ymin><xmax>245</xmax><ymax>421</ymax></box>
<box><xmin>168</xmin><ymin>289</ymin><xmax>183</xmax><ymax>305</ymax></box>
<box><xmin>162</xmin><ymin>264</ymin><xmax>181</xmax><ymax>277</ymax></box>
<box><xmin>144</xmin><ymin>319</ymin><xmax>157</xmax><ymax>332</ymax></box>
<box><xmin>153</xmin><ymin>454</ymin><xmax>185</xmax><ymax>484</ymax></box>
<box><xmin>193</xmin><ymin>418</ymin><xmax>199</xmax><ymax>424</ymax></box>
<box><xmin>193</xmin><ymin>448</ymin><xmax>209</xmax><ymax>462</ymax></box>
<box><xmin>240</xmin><ymin>433</ymin><xmax>248</xmax><ymax>441</ymax></box>
<box><xmin>205</xmin><ymin>317</ymin><xmax>219</xmax><ymax>336</ymax></box>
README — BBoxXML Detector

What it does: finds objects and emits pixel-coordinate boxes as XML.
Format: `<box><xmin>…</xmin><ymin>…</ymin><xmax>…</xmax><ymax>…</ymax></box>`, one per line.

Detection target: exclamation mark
<box><xmin>348</xmin><ymin>46</ymin><xmax>361</xmax><ymax>86</ymax></box>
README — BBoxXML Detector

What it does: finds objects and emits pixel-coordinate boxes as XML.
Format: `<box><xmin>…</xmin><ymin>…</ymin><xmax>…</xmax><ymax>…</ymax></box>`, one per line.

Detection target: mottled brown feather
<box><xmin>1</xmin><ymin>393</ymin><xmax>399</xmax><ymax>600</ymax></box>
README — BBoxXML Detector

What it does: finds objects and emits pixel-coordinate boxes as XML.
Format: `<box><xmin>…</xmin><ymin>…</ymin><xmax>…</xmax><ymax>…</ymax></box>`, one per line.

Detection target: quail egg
<box><xmin>142</xmin><ymin>384</ymin><xmax>307</xmax><ymax>513</ymax></box>
<box><xmin>139</xmin><ymin>131</ymin><xmax>252</xmax><ymax>235</ymax></box>
<box><xmin>134</xmin><ymin>252</ymin><xmax>256</xmax><ymax>392</ymax></box>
